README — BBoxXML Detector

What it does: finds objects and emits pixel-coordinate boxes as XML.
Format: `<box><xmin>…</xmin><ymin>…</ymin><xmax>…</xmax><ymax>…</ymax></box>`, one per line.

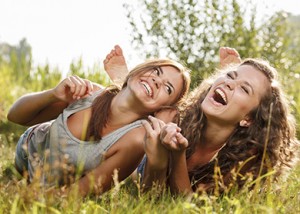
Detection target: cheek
<box><xmin>156</xmin><ymin>91</ymin><xmax>171</xmax><ymax>105</ymax></box>
<box><xmin>233</xmin><ymin>98</ymin><xmax>249</xmax><ymax>112</ymax></box>
<box><xmin>233</xmin><ymin>98</ymin><xmax>257</xmax><ymax>117</ymax></box>
<box><xmin>162</xmin><ymin>90</ymin><xmax>181</xmax><ymax>106</ymax></box>
<box><xmin>200</xmin><ymin>98</ymin><xmax>210</xmax><ymax>111</ymax></box>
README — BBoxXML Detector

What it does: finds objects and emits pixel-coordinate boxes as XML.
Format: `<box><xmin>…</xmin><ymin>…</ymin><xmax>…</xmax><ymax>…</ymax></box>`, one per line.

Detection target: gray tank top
<box><xmin>27</xmin><ymin>89</ymin><xmax>143</xmax><ymax>186</ymax></box>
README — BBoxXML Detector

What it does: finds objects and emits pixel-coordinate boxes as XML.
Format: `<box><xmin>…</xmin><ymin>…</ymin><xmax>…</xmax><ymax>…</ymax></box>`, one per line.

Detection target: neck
<box><xmin>108</xmin><ymin>90</ymin><xmax>149</xmax><ymax>126</ymax></box>
<box><xmin>201</xmin><ymin>121</ymin><xmax>235</xmax><ymax>150</ymax></box>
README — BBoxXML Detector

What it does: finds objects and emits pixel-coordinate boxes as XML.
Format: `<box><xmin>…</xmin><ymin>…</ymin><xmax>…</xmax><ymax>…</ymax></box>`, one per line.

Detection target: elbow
<box><xmin>7</xmin><ymin>108</ymin><xmax>27</xmax><ymax>126</ymax></box>
<box><xmin>7</xmin><ymin>108</ymin><xmax>16</xmax><ymax>123</ymax></box>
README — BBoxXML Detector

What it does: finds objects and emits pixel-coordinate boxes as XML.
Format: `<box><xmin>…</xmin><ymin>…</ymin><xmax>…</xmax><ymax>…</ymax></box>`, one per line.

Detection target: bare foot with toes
<box><xmin>219</xmin><ymin>47</ymin><xmax>242</xmax><ymax>68</ymax></box>
<box><xmin>103</xmin><ymin>45</ymin><xmax>129</xmax><ymax>86</ymax></box>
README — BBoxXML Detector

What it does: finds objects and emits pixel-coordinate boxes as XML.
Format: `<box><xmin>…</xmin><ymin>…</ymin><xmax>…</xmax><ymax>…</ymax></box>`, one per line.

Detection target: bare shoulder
<box><xmin>119</xmin><ymin>126</ymin><xmax>145</xmax><ymax>150</ymax></box>
<box><xmin>105</xmin><ymin>126</ymin><xmax>145</xmax><ymax>158</ymax></box>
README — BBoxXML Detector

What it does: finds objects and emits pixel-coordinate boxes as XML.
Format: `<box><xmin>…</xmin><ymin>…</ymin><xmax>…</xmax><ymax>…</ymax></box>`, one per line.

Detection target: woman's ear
<box><xmin>239</xmin><ymin>118</ymin><xmax>252</xmax><ymax>127</ymax></box>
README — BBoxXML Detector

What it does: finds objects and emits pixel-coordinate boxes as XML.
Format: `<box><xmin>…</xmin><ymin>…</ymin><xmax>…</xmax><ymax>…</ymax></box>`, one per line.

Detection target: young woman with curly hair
<box><xmin>105</xmin><ymin>46</ymin><xmax>299</xmax><ymax>195</ymax></box>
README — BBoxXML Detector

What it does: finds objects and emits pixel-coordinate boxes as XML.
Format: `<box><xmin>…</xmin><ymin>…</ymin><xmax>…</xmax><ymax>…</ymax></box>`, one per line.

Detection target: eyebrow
<box><xmin>159</xmin><ymin>67</ymin><xmax>175</xmax><ymax>93</ymax></box>
<box><xmin>234</xmin><ymin>71</ymin><xmax>254</xmax><ymax>94</ymax></box>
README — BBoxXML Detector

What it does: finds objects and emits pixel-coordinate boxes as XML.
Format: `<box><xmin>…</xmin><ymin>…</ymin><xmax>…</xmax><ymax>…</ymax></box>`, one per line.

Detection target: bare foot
<box><xmin>219</xmin><ymin>47</ymin><xmax>242</xmax><ymax>68</ymax></box>
<box><xmin>103</xmin><ymin>45</ymin><xmax>129</xmax><ymax>86</ymax></box>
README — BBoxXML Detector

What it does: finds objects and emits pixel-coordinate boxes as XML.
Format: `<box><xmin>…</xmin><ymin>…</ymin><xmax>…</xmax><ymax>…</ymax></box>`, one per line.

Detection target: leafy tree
<box><xmin>0</xmin><ymin>38</ymin><xmax>32</xmax><ymax>84</ymax></box>
<box><xmin>123</xmin><ymin>0</ymin><xmax>299</xmax><ymax>84</ymax></box>
<box><xmin>27</xmin><ymin>64</ymin><xmax>62</xmax><ymax>91</ymax></box>
<box><xmin>68</xmin><ymin>57</ymin><xmax>112</xmax><ymax>86</ymax></box>
<box><xmin>123</xmin><ymin>0</ymin><xmax>300</xmax><ymax>135</ymax></box>
<box><xmin>124</xmin><ymin>0</ymin><xmax>262</xmax><ymax>88</ymax></box>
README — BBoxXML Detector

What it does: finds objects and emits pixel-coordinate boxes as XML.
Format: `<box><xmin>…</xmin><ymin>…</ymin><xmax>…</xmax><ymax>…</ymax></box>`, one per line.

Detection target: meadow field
<box><xmin>0</xmin><ymin>135</ymin><xmax>299</xmax><ymax>213</ymax></box>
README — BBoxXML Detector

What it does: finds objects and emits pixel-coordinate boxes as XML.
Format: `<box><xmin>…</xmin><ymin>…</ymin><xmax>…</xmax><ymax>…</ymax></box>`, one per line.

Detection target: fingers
<box><xmin>175</xmin><ymin>132</ymin><xmax>188</xmax><ymax>150</ymax></box>
<box><xmin>83</xmin><ymin>79</ymin><xmax>94</xmax><ymax>95</ymax></box>
<box><xmin>160</xmin><ymin>123</ymin><xmax>188</xmax><ymax>152</ymax></box>
<box><xmin>142</xmin><ymin>116</ymin><xmax>188</xmax><ymax>152</ymax></box>
<box><xmin>141</xmin><ymin>120</ymin><xmax>152</xmax><ymax>136</ymax></box>
<box><xmin>142</xmin><ymin>115</ymin><xmax>165</xmax><ymax>137</ymax></box>
<box><xmin>64</xmin><ymin>76</ymin><xmax>93</xmax><ymax>100</ymax></box>
<box><xmin>161</xmin><ymin>123</ymin><xmax>180</xmax><ymax>142</ymax></box>
<box><xmin>148</xmin><ymin>115</ymin><xmax>165</xmax><ymax>130</ymax></box>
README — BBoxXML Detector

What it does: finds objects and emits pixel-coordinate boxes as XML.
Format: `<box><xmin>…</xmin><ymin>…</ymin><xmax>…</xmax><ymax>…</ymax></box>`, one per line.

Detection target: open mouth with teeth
<box><xmin>213</xmin><ymin>88</ymin><xmax>227</xmax><ymax>105</ymax></box>
<box><xmin>141</xmin><ymin>81</ymin><xmax>153</xmax><ymax>97</ymax></box>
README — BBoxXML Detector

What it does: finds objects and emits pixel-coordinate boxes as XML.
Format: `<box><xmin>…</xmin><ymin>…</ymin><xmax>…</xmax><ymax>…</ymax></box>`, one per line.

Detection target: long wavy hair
<box><xmin>86</xmin><ymin>59</ymin><xmax>191</xmax><ymax>141</ymax></box>
<box><xmin>180</xmin><ymin>58</ymin><xmax>299</xmax><ymax>193</ymax></box>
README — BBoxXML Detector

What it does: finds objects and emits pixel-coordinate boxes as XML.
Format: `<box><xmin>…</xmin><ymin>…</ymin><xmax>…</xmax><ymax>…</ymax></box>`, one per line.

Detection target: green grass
<box><xmin>0</xmin><ymin>136</ymin><xmax>299</xmax><ymax>214</ymax></box>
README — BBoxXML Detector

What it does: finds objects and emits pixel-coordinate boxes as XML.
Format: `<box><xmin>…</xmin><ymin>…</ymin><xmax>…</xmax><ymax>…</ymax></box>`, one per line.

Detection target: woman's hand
<box><xmin>160</xmin><ymin>123</ymin><xmax>188</xmax><ymax>152</ymax></box>
<box><xmin>142</xmin><ymin>116</ymin><xmax>169</xmax><ymax>170</ymax></box>
<box><xmin>53</xmin><ymin>75</ymin><xmax>94</xmax><ymax>103</ymax></box>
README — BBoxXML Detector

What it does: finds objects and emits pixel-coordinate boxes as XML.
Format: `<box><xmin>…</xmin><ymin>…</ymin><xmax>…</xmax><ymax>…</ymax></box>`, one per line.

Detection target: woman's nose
<box><xmin>225</xmin><ymin>79</ymin><xmax>236</xmax><ymax>90</ymax></box>
<box><xmin>152</xmin><ymin>77</ymin><xmax>161</xmax><ymax>89</ymax></box>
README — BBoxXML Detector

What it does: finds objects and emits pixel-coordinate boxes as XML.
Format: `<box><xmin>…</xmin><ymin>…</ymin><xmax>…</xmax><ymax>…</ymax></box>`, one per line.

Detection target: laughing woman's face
<box><xmin>201</xmin><ymin>64</ymin><xmax>270</xmax><ymax>126</ymax></box>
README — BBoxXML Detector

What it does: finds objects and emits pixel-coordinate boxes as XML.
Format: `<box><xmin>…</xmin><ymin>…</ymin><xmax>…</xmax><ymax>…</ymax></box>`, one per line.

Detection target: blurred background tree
<box><xmin>123</xmin><ymin>0</ymin><xmax>300</xmax><ymax>136</ymax></box>
<box><xmin>1</xmin><ymin>0</ymin><xmax>299</xmax><ymax>142</ymax></box>
<box><xmin>0</xmin><ymin>39</ymin><xmax>110</xmax><ymax>143</ymax></box>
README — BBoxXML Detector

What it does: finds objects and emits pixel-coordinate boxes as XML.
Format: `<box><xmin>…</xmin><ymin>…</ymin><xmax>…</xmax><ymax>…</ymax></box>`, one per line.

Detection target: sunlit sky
<box><xmin>0</xmin><ymin>0</ymin><xmax>299</xmax><ymax>72</ymax></box>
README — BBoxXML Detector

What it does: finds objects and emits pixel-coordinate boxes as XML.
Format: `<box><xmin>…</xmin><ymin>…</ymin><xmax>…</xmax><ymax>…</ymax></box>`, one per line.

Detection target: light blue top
<box><xmin>25</xmin><ymin>89</ymin><xmax>143</xmax><ymax>186</ymax></box>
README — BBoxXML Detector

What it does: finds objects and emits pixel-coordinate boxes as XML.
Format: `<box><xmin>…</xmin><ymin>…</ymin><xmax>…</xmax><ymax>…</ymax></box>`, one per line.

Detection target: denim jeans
<box><xmin>14</xmin><ymin>127</ymin><xmax>34</xmax><ymax>175</ymax></box>
<box><xmin>137</xmin><ymin>155</ymin><xmax>147</xmax><ymax>182</ymax></box>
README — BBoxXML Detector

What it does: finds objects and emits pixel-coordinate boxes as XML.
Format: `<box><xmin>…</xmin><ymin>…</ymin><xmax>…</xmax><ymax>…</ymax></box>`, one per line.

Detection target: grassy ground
<box><xmin>0</xmin><ymin>135</ymin><xmax>299</xmax><ymax>214</ymax></box>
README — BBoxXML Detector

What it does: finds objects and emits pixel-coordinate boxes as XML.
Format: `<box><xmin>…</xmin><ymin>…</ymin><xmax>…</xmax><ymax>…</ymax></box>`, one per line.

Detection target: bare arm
<box><xmin>169</xmin><ymin>151</ymin><xmax>192</xmax><ymax>194</ymax></box>
<box><xmin>140</xmin><ymin>116</ymin><xmax>169</xmax><ymax>191</ymax></box>
<box><xmin>139</xmin><ymin>109</ymin><xmax>181</xmax><ymax>191</ymax></box>
<box><xmin>72</xmin><ymin>129</ymin><xmax>145</xmax><ymax>196</ymax></box>
<box><xmin>7</xmin><ymin>89</ymin><xmax>67</xmax><ymax>126</ymax></box>
<box><xmin>7</xmin><ymin>76</ymin><xmax>99</xmax><ymax>126</ymax></box>
<box><xmin>160</xmin><ymin>124</ymin><xmax>192</xmax><ymax>194</ymax></box>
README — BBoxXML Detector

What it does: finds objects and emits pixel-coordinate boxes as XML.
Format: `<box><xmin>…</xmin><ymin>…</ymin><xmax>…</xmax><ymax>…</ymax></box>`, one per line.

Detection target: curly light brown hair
<box><xmin>180</xmin><ymin>58</ymin><xmax>299</xmax><ymax>194</ymax></box>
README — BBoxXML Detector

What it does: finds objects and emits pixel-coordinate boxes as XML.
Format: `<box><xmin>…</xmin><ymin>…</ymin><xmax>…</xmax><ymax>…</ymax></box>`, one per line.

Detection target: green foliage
<box><xmin>124</xmin><ymin>0</ymin><xmax>300</xmax><ymax>136</ymax></box>
<box><xmin>67</xmin><ymin>57</ymin><xmax>112</xmax><ymax>86</ymax></box>
<box><xmin>124</xmin><ymin>0</ymin><xmax>260</xmax><ymax>87</ymax></box>
<box><xmin>0</xmin><ymin>39</ymin><xmax>110</xmax><ymax>143</ymax></box>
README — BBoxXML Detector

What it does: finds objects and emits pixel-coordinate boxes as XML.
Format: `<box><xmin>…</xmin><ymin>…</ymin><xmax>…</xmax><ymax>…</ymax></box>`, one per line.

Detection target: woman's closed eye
<box><xmin>226</xmin><ymin>72</ymin><xmax>235</xmax><ymax>79</ymax></box>
<box><xmin>241</xmin><ymin>85</ymin><xmax>250</xmax><ymax>94</ymax></box>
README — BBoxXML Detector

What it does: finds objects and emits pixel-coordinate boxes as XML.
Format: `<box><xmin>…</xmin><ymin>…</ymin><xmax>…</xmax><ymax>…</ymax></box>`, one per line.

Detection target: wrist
<box><xmin>48</xmin><ymin>88</ymin><xmax>63</xmax><ymax>102</ymax></box>
<box><xmin>147</xmin><ymin>156</ymin><xmax>169</xmax><ymax>171</ymax></box>
<box><xmin>171</xmin><ymin>150</ymin><xmax>186</xmax><ymax>162</ymax></box>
